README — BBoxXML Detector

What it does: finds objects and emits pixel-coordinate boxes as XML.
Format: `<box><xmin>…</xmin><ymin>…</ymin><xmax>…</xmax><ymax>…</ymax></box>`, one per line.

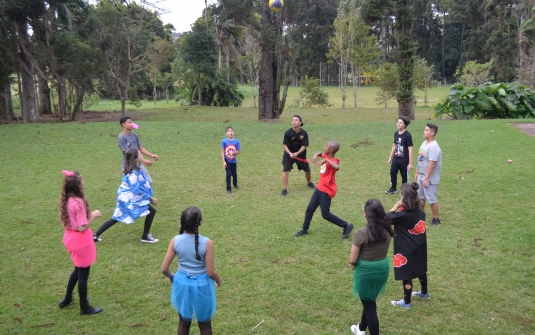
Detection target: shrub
<box><xmin>435</xmin><ymin>82</ymin><xmax>535</xmax><ymax>119</ymax></box>
<box><xmin>298</xmin><ymin>76</ymin><xmax>333</xmax><ymax>107</ymax></box>
<box><xmin>189</xmin><ymin>73</ymin><xmax>244</xmax><ymax>107</ymax></box>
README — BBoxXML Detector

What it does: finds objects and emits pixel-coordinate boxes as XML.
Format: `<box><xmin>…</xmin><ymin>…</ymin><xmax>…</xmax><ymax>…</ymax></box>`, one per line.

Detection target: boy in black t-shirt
<box><xmin>281</xmin><ymin>115</ymin><xmax>314</xmax><ymax>196</ymax></box>
<box><xmin>386</xmin><ymin>116</ymin><xmax>413</xmax><ymax>194</ymax></box>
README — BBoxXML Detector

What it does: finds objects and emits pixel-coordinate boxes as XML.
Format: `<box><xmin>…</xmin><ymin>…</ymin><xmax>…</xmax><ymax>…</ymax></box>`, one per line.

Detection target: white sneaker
<box><xmin>351</xmin><ymin>324</ymin><xmax>366</xmax><ymax>335</ymax></box>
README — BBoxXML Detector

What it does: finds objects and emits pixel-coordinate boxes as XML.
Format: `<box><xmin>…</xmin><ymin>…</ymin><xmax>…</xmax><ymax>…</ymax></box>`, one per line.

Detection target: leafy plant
<box><xmin>435</xmin><ymin>82</ymin><xmax>535</xmax><ymax>119</ymax></box>
<box><xmin>189</xmin><ymin>73</ymin><xmax>244</xmax><ymax>107</ymax></box>
<box><xmin>298</xmin><ymin>76</ymin><xmax>333</xmax><ymax>108</ymax></box>
<box><xmin>375</xmin><ymin>63</ymin><xmax>399</xmax><ymax>108</ymax></box>
<box><xmin>454</xmin><ymin>61</ymin><xmax>493</xmax><ymax>87</ymax></box>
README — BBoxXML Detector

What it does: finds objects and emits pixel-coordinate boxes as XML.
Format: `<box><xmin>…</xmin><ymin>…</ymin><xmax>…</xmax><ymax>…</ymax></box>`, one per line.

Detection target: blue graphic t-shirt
<box><xmin>221</xmin><ymin>138</ymin><xmax>241</xmax><ymax>163</ymax></box>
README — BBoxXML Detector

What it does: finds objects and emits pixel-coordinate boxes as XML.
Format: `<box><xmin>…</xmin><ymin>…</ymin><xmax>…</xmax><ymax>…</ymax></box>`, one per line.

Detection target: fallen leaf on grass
<box><xmin>14</xmin><ymin>304</ymin><xmax>24</xmax><ymax>309</ymax></box>
<box><xmin>29</xmin><ymin>322</ymin><xmax>56</xmax><ymax>328</ymax></box>
<box><xmin>12</xmin><ymin>316</ymin><xmax>22</xmax><ymax>323</ymax></box>
<box><xmin>457</xmin><ymin>169</ymin><xmax>474</xmax><ymax>174</ymax></box>
<box><xmin>159</xmin><ymin>314</ymin><xmax>166</xmax><ymax>321</ymax></box>
<box><xmin>472</xmin><ymin>237</ymin><xmax>482</xmax><ymax>247</ymax></box>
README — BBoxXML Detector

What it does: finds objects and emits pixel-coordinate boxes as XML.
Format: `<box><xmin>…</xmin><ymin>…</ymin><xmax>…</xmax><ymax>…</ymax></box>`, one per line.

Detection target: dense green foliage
<box><xmin>189</xmin><ymin>73</ymin><xmax>244</xmax><ymax>107</ymax></box>
<box><xmin>435</xmin><ymin>82</ymin><xmax>535</xmax><ymax>119</ymax></box>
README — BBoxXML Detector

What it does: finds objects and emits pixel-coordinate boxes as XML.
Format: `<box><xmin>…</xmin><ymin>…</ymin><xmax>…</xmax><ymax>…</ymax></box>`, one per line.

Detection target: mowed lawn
<box><xmin>1</xmin><ymin>91</ymin><xmax>534</xmax><ymax>334</ymax></box>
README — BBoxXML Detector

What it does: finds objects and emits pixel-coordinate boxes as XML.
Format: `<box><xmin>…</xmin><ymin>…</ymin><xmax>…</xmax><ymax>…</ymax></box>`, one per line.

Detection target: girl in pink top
<box><xmin>58</xmin><ymin>170</ymin><xmax>103</xmax><ymax>315</ymax></box>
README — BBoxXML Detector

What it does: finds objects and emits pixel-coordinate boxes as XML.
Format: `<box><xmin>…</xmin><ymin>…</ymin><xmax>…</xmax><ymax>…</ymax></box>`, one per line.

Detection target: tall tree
<box><xmin>394</xmin><ymin>0</ymin><xmax>416</xmax><ymax>119</ymax></box>
<box><xmin>181</xmin><ymin>21</ymin><xmax>218</xmax><ymax>105</ymax></box>
<box><xmin>0</xmin><ymin>1</ymin><xmax>15</xmax><ymax>121</ymax></box>
<box><xmin>147</xmin><ymin>37</ymin><xmax>175</xmax><ymax>105</ymax></box>
<box><xmin>92</xmin><ymin>0</ymin><xmax>168</xmax><ymax>115</ymax></box>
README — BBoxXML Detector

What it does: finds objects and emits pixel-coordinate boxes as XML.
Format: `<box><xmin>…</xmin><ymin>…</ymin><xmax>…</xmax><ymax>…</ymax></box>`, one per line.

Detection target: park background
<box><xmin>1</xmin><ymin>0</ymin><xmax>535</xmax><ymax>334</ymax></box>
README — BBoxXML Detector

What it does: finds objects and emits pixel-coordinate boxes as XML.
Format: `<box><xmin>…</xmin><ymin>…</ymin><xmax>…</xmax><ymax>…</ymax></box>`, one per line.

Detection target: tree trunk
<box><xmin>395</xmin><ymin>0</ymin><xmax>415</xmax><ymax>120</ymax></box>
<box><xmin>398</xmin><ymin>98</ymin><xmax>415</xmax><ymax>119</ymax></box>
<box><xmin>0</xmin><ymin>74</ymin><xmax>14</xmax><ymax>121</ymax></box>
<box><xmin>197</xmin><ymin>74</ymin><xmax>202</xmax><ymax>105</ymax></box>
<box><xmin>14</xmin><ymin>19</ymin><xmax>38</xmax><ymax>123</ymax></box>
<box><xmin>258</xmin><ymin>0</ymin><xmax>275</xmax><ymax>120</ymax></box>
<box><xmin>70</xmin><ymin>85</ymin><xmax>85</xmax><ymax>121</ymax></box>
<box><xmin>226</xmin><ymin>48</ymin><xmax>230</xmax><ymax>81</ymax></box>
<box><xmin>37</xmin><ymin>65</ymin><xmax>52</xmax><ymax>115</ymax></box>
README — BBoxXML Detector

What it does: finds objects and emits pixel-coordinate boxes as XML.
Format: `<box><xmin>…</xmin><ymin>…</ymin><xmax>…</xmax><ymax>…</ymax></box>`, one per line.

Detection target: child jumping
<box><xmin>294</xmin><ymin>141</ymin><xmax>354</xmax><ymax>238</ymax></box>
<box><xmin>93</xmin><ymin>148</ymin><xmax>159</xmax><ymax>243</ymax></box>
<box><xmin>221</xmin><ymin>126</ymin><xmax>241</xmax><ymax>194</ymax></box>
<box><xmin>386</xmin><ymin>116</ymin><xmax>413</xmax><ymax>194</ymax></box>
<box><xmin>58</xmin><ymin>170</ymin><xmax>103</xmax><ymax>315</ymax></box>
<box><xmin>161</xmin><ymin>206</ymin><xmax>223</xmax><ymax>335</ymax></box>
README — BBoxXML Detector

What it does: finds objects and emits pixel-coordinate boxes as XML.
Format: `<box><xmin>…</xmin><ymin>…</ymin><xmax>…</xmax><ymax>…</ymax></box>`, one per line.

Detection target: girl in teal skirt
<box><xmin>161</xmin><ymin>206</ymin><xmax>223</xmax><ymax>335</ymax></box>
<box><xmin>349</xmin><ymin>199</ymin><xmax>395</xmax><ymax>335</ymax></box>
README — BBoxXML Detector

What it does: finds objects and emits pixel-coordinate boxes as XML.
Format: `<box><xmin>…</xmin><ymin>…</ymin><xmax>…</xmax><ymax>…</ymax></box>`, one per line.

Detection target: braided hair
<box><xmin>180</xmin><ymin>206</ymin><xmax>203</xmax><ymax>260</ymax></box>
<box><xmin>363</xmin><ymin>199</ymin><xmax>395</xmax><ymax>244</ymax></box>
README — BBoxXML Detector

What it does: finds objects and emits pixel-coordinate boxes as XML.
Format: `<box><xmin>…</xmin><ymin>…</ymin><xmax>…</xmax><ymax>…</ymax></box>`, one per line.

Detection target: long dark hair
<box><xmin>364</xmin><ymin>199</ymin><xmax>395</xmax><ymax>244</ymax></box>
<box><xmin>180</xmin><ymin>206</ymin><xmax>203</xmax><ymax>260</ymax></box>
<box><xmin>124</xmin><ymin>148</ymin><xmax>140</xmax><ymax>175</ymax></box>
<box><xmin>400</xmin><ymin>182</ymin><xmax>420</xmax><ymax>210</ymax></box>
<box><xmin>59</xmin><ymin>171</ymin><xmax>91</xmax><ymax>229</ymax></box>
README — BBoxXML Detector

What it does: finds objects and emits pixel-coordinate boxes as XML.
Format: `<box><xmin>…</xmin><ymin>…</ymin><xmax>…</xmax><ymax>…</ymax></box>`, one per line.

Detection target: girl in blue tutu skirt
<box><xmin>94</xmin><ymin>148</ymin><xmax>159</xmax><ymax>243</ymax></box>
<box><xmin>161</xmin><ymin>206</ymin><xmax>223</xmax><ymax>335</ymax></box>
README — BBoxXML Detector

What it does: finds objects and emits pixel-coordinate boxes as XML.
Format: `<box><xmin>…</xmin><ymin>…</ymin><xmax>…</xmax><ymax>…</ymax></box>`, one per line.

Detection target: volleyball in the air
<box><xmin>269</xmin><ymin>0</ymin><xmax>284</xmax><ymax>12</ymax></box>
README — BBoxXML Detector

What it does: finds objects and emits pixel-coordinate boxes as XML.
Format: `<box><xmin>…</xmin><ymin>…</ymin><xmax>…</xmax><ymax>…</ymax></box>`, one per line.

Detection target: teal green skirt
<box><xmin>352</xmin><ymin>257</ymin><xmax>390</xmax><ymax>301</ymax></box>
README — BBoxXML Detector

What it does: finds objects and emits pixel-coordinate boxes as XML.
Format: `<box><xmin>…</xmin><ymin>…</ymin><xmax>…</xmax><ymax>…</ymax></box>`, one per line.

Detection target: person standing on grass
<box><xmin>58</xmin><ymin>170</ymin><xmax>103</xmax><ymax>315</ymax></box>
<box><xmin>415</xmin><ymin>123</ymin><xmax>442</xmax><ymax>225</ymax></box>
<box><xmin>388</xmin><ymin>182</ymin><xmax>429</xmax><ymax>309</ymax></box>
<box><xmin>349</xmin><ymin>199</ymin><xmax>394</xmax><ymax>335</ymax></box>
<box><xmin>294</xmin><ymin>141</ymin><xmax>354</xmax><ymax>238</ymax></box>
<box><xmin>281</xmin><ymin>115</ymin><xmax>315</xmax><ymax>196</ymax></box>
<box><xmin>93</xmin><ymin>149</ymin><xmax>159</xmax><ymax>243</ymax></box>
<box><xmin>221</xmin><ymin>126</ymin><xmax>241</xmax><ymax>194</ymax></box>
<box><xmin>161</xmin><ymin>206</ymin><xmax>223</xmax><ymax>335</ymax></box>
<box><xmin>386</xmin><ymin>116</ymin><xmax>413</xmax><ymax>194</ymax></box>
<box><xmin>118</xmin><ymin>116</ymin><xmax>158</xmax><ymax>185</ymax></box>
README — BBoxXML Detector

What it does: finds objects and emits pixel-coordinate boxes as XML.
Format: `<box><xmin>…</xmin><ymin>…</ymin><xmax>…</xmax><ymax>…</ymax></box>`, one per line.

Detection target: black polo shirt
<box><xmin>283</xmin><ymin>127</ymin><xmax>309</xmax><ymax>158</ymax></box>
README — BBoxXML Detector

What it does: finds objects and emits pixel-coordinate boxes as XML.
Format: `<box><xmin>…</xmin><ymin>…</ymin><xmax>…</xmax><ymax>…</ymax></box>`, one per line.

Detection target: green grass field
<box><xmin>1</xmin><ymin>90</ymin><xmax>534</xmax><ymax>334</ymax></box>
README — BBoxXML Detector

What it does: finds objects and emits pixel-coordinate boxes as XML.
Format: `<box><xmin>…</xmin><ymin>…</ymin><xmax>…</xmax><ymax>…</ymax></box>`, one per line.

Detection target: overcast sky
<box><xmin>156</xmin><ymin>0</ymin><xmax>207</xmax><ymax>33</ymax></box>
<box><xmin>88</xmin><ymin>0</ymin><xmax>208</xmax><ymax>33</ymax></box>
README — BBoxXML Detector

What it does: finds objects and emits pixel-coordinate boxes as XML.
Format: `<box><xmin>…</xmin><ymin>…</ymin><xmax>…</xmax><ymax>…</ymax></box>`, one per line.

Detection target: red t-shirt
<box><xmin>316</xmin><ymin>154</ymin><xmax>339</xmax><ymax>198</ymax></box>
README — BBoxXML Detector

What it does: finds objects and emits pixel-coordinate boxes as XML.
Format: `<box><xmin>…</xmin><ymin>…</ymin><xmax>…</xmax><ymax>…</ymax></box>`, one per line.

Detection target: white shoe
<box><xmin>351</xmin><ymin>324</ymin><xmax>366</xmax><ymax>335</ymax></box>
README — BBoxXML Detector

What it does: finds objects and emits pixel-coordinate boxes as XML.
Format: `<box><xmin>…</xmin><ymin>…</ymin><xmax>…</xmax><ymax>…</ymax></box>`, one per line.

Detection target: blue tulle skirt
<box><xmin>171</xmin><ymin>271</ymin><xmax>216</xmax><ymax>322</ymax></box>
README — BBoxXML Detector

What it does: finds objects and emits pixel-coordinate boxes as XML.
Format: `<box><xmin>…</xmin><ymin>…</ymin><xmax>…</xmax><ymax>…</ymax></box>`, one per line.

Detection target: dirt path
<box><xmin>512</xmin><ymin>123</ymin><xmax>535</xmax><ymax>137</ymax></box>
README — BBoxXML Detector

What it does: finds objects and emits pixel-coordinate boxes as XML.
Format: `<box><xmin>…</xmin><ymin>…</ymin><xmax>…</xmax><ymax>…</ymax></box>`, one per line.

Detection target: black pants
<box><xmin>359</xmin><ymin>300</ymin><xmax>379</xmax><ymax>335</ymax></box>
<box><xmin>64</xmin><ymin>266</ymin><xmax>91</xmax><ymax>305</ymax></box>
<box><xmin>390</xmin><ymin>160</ymin><xmax>409</xmax><ymax>190</ymax></box>
<box><xmin>302</xmin><ymin>188</ymin><xmax>348</xmax><ymax>231</ymax></box>
<box><xmin>95</xmin><ymin>205</ymin><xmax>156</xmax><ymax>237</ymax></box>
<box><xmin>225</xmin><ymin>161</ymin><xmax>238</xmax><ymax>190</ymax></box>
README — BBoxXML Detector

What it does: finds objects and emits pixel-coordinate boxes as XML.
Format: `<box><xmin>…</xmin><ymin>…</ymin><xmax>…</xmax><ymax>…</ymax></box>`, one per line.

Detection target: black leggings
<box><xmin>95</xmin><ymin>205</ymin><xmax>156</xmax><ymax>237</ymax></box>
<box><xmin>64</xmin><ymin>266</ymin><xmax>90</xmax><ymax>305</ymax></box>
<box><xmin>359</xmin><ymin>300</ymin><xmax>379</xmax><ymax>335</ymax></box>
<box><xmin>177</xmin><ymin>314</ymin><xmax>212</xmax><ymax>335</ymax></box>
<box><xmin>402</xmin><ymin>274</ymin><xmax>428</xmax><ymax>304</ymax></box>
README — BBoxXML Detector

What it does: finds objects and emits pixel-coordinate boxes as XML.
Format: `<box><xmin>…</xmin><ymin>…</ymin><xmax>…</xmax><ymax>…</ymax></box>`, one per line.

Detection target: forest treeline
<box><xmin>1</xmin><ymin>0</ymin><xmax>535</xmax><ymax>122</ymax></box>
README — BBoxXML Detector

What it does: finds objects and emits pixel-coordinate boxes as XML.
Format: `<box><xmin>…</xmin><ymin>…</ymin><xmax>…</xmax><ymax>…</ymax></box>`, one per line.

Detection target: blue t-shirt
<box><xmin>174</xmin><ymin>233</ymin><xmax>208</xmax><ymax>275</ymax></box>
<box><xmin>221</xmin><ymin>138</ymin><xmax>241</xmax><ymax>163</ymax></box>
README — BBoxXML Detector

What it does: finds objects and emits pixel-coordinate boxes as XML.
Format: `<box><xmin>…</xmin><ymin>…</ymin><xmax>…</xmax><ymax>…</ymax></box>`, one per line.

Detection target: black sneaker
<box><xmin>307</xmin><ymin>182</ymin><xmax>315</xmax><ymax>189</ymax></box>
<box><xmin>294</xmin><ymin>230</ymin><xmax>308</xmax><ymax>237</ymax></box>
<box><xmin>141</xmin><ymin>233</ymin><xmax>159</xmax><ymax>243</ymax></box>
<box><xmin>431</xmin><ymin>218</ymin><xmax>441</xmax><ymax>225</ymax></box>
<box><xmin>93</xmin><ymin>234</ymin><xmax>101</xmax><ymax>243</ymax></box>
<box><xmin>281</xmin><ymin>189</ymin><xmax>288</xmax><ymax>196</ymax></box>
<box><xmin>58</xmin><ymin>298</ymin><xmax>73</xmax><ymax>309</ymax></box>
<box><xmin>233</xmin><ymin>185</ymin><xmax>240</xmax><ymax>190</ymax></box>
<box><xmin>80</xmin><ymin>304</ymin><xmax>103</xmax><ymax>315</ymax></box>
<box><xmin>342</xmin><ymin>223</ymin><xmax>354</xmax><ymax>239</ymax></box>
<box><xmin>385</xmin><ymin>188</ymin><xmax>397</xmax><ymax>194</ymax></box>
<box><xmin>227</xmin><ymin>189</ymin><xmax>232</xmax><ymax>194</ymax></box>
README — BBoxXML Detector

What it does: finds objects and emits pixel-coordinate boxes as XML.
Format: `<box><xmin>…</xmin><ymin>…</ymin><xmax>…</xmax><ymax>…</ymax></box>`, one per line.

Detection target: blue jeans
<box><xmin>302</xmin><ymin>188</ymin><xmax>348</xmax><ymax>230</ymax></box>
<box><xmin>225</xmin><ymin>161</ymin><xmax>238</xmax><ymax>190</ymax></box>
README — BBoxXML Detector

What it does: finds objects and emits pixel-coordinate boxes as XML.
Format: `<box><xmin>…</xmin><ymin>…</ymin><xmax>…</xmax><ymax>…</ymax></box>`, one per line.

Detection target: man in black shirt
<box><xmin>281</xmin><ymin>115</ymin><xmax>315</xmax><ymax>196</ymax></box>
